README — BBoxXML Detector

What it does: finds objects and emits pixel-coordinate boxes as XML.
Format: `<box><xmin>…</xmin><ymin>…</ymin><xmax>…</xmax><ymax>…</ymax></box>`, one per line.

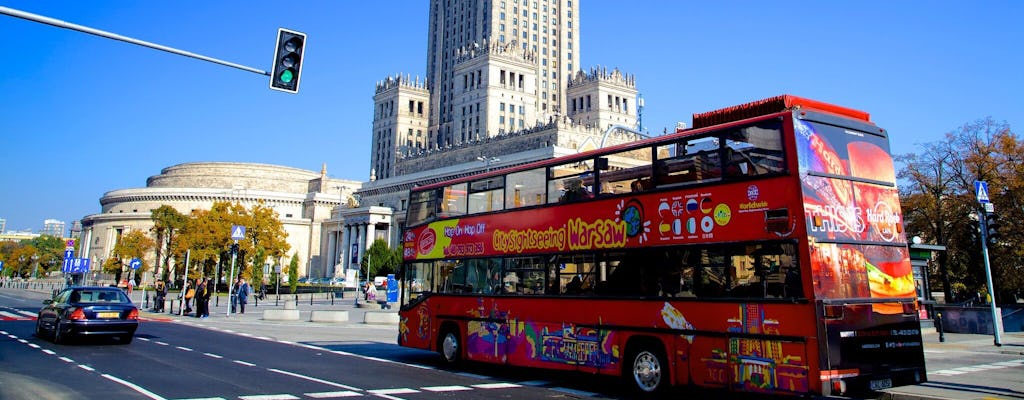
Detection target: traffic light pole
<box><xmin>978</xmin><ymin>209</ymin><xmax>1003</xmax><ymax>346</ymax></box>
<box><xmin>0</xmin><ymin>6</ymin><xmax>269</xmax><ymax>76</ymax></box>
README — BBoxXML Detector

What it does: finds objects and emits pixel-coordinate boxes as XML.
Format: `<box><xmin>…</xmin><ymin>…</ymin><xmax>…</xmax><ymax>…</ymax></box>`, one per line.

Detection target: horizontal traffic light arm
<box><xmin>1</xmin><ymin>6</ymin><xmax>270</xmax><ymax>76</ymax></box>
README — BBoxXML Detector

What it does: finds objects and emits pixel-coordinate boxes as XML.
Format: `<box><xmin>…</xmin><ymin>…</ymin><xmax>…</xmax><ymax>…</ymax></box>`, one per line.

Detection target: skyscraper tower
<box><xmin>425</xmin><ymin>0</ymin><xmax>580</xmax><ymax>147</ymax></box>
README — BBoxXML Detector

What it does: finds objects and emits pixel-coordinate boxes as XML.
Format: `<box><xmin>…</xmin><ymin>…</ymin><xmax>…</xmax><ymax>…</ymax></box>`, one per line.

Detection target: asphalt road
<box><xmin>2</xmin><ymin>285</ymin><xmax>1023</xmax><ymax>400</ymax></box>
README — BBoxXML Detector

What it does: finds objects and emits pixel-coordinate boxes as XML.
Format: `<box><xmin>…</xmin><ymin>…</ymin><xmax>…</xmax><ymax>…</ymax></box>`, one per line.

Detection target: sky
<box><xmin>1</xmin><ymin>1</ymin><xmax>1022</xmax><ymax>234</ymax></box>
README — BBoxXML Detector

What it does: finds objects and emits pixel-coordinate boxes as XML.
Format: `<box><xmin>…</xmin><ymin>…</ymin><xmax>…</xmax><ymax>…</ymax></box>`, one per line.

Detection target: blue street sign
<box><xmin>231</xmin><ymin>225</ymin><xmax>247</xmax><ymax>240</ymax></box>
<box><xmin>66</xmin><ymin>258</ymin><xmax>90</xmax><ymax>274</ymax></box>
<box><xmin>386</xmin><ymin>274</ymin><xmax>399</xmax><ymax>303</ymax></box>
<box><xmin>63</xmin><ymin>249</ymin><xmax>74</xmax><ymax>260</ymax></box>
<box><xmin>0</xmin><ymin>260</ymin><xmax>4</xmax><ymax>271</ymax></box>
<box><xmin>975</xmin><ymin>180</ymin><xmax>990</xmax><ymax>204</ymax></box>
<box><xmin>129</xmin><ymin>258</ymin><xmax>141</xmax><ymax>270</ymax></box>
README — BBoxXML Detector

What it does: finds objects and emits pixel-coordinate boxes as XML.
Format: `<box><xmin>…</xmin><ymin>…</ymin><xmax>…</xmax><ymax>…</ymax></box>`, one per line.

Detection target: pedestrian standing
<box><xmin>153</xmin><ymin>280</ymin><xmax>167</xmax><ymax>312</ymax></box>
<box><xmin>196</xmin><ymin>278</ymin><xmax>210</xmax><ymax>318</ymax></box>
<box><xmin>183</xmin><ymin>279</ymin><xmax>195</xmax><ymax>315</ymax></box>
<box><xmin>237</xmin><ymin>278</ymin><xmax>251</xmax><ymax>314</ymax></box>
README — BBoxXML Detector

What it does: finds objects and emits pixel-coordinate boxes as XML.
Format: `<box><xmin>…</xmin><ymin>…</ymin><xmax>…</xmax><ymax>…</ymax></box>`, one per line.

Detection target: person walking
<box><xmin>237</xmin><ymin>277</ymin><xmax>251</xmax><ymax>314</ymax></box>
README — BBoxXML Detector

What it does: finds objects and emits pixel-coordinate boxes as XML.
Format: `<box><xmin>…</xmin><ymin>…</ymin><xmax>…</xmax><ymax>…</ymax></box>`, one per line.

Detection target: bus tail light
<box><xmin>823</xmin><ymin>304</ymin><xmax>844</xmax><ymax>319</ymax></box>
<box><xmin>902</xmin><ymin>301</ymin><xmax>918</xmax><ymax>315</ymax></box>
<box><xmin>831</xmin><ymin>379</ymin><xmax>847</xmax><ymax>395</ymax></box>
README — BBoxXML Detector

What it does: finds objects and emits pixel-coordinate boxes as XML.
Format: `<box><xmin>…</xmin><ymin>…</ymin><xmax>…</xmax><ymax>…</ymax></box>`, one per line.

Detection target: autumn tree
<box><xmin>105</xmin><ymin>230</ymin><xmax>156</xmax><ymax>285</ymax></box>
<box><xmin>151</xmin><ymin>205</ymin><xmax>187</xmax><ymax>281</ymax></box>
<box><xmin>25</xmin><ymin>235</ymin><xmax>65</xmax><ymax>278</ymax></box>
<box><xmin>1</xmin><ymin>243</ymin><xmax>39</xmax><ymax>279</ymax></box>
<box><xmin>899</xmin><ymin>117</ymin><xmax>1022</xmax><ymax>302</ymax></box>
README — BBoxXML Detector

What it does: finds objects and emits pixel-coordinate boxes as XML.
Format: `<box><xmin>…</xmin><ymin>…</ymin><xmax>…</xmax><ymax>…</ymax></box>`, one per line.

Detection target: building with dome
<box><xmin>79</xmin><ymin>162</ymin><xmax>361</xmax><ymax>281</ymax></box>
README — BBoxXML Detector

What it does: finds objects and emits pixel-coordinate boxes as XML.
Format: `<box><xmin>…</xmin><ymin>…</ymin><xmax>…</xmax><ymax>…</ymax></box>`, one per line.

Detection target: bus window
<box><xmin>554</xmin><ymin>254</ymin><xmax>596</xmax><ymax>295</ymax></box>
<box><xmin>441</xmin><ymin>183</ymin><xmax>468</xmax><ymax>217</ymax></box>
<box><xmin>505</xmin><ymin>256</ymin><xmax>546</xmax><ymax>294</ymax></box>
<box><xmin>407</xmin><ymin>189</ymin><xmax>437</xmax><ymax>226</ymax></box>
<box><xmin>548</xmin><ymin>161</ymin><xmax>594</xmax><ymax>203</ymax></box>
<box><xmin>506</xmin><ymin>168</ymin><xmax>546</xmax><ymax>209</ymax></box>
<box><xmin>662</xmin><ymin>249</ymin><xmax>697</xmax><ymax>298</ymax></box>
<box><xmin>402</xmin><ymin>261</ymin><xmax>434</xmax><ymax>304</ymax></box>
<box><xmin>596</xmin><ymin>148</ymin><xmax>653</xmax><ymax>195</ymax></box>
<box><xmin>468</xmin><ymin>177</ymin><xmax>505</xmax><ymax>214</ymax></box>
<box><xmin>723</xmin><ymin>120</ymin><xmax>785</xmax><ymax>178</ymax></box>
<box><xmin>654</xmin><ymin>136</ymin><xmax>721</xmax><ymax>187</ymax></box>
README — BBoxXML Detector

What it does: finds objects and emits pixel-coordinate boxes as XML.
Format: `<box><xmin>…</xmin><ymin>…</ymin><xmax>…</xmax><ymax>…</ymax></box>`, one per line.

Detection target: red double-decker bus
<box><xmin>397</xmin><ymin>95</ymin><xmax>926</xmax><ymax>396</ymax></box>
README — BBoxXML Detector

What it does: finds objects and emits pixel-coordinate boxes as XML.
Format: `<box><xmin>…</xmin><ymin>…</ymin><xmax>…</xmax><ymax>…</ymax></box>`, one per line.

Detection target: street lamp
<box><xmin>477</xmin><ymin>156</ymin><xmax>499</xmax><ymax>172</ymax></box>
<box><xmin>31</xmin><ymin>254</ymin><xmax>39</xmax><ymax>280</ymax></box>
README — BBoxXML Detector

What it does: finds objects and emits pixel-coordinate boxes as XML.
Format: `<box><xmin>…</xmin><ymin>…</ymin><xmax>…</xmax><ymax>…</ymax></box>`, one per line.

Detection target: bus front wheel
<box><xmin>625</xmin><ymin>344</ymin><xmax>667</xmax><ymax>394</ymax></box>
<box><xmin>439</xmin><ymin>327</ymin><xmax>461</xmax><ymax>365</ymax></box>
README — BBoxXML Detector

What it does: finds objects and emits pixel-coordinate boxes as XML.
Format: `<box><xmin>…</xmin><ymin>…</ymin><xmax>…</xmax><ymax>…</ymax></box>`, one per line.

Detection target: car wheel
<box><xmin>439</xmin><ymin>328</ymin><xmax>461</xmax><ymax>365</ymax></box>
<box><xmin>53</xmin><ymin>320</ymin><xmax>65</xmax><ymax>344</ymax></box>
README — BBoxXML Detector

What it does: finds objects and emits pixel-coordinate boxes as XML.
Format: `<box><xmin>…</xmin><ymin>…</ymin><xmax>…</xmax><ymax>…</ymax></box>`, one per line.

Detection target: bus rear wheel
<box><xmin>438</xmin><ymin>327</ymin><xmax>461</xmax><ymax>365</ymax></box>
<box><xmin>625</xmin><ymin>344</ymin><xmax>668</xmax><ymax>394</ymax></box>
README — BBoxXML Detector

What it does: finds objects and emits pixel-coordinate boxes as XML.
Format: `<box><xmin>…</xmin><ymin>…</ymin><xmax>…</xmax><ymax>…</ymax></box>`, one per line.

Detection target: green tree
<box><xmin>151</xmin><ymin>205</ymin><xmax>187</xmax><ymax>281</ymax></box>
<box><xmin>25</xmin><ymin>235</ymin><xmax>65</xmax><ymax>278</ymax></box>
<box><xmin>2</xmin><ymin>243</ymin><xmax>38</xmax><ymax>279</ymax></box>
<box><xmin>359</xmin><ymin>239</ymin><xmax>401</xmax><ymax>278</ymax></box>
<box><xmin>287</xmin><ymin>253</ymin><xmax>299</xmax><ymax>293</ymax></box>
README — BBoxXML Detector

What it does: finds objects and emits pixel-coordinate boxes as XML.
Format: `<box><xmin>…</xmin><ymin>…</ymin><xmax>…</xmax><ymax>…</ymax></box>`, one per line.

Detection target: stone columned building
<box><xmin>79</xmin><ymin>162</ymin><xmax>362</xmax><ymax>282</ymax></box>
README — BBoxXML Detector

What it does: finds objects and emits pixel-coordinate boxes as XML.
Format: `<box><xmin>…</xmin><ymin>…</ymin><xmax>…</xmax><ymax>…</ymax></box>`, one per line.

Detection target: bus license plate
<box><xmin>870</xmin><ymin>378</ymin><xmax>893</xmax><ymax>391</ymax></box>
<box><xmin>97</xmin><ymin>312</ymin><xmax>120</xmax><ymax>319</ymax></box>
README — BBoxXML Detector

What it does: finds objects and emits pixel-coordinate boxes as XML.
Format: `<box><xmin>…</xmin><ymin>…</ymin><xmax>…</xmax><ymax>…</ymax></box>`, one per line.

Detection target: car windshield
<box><xmin>70</xmin><ymin>290</ymin><xmax>127</xmax><ymax>303</ymax></box>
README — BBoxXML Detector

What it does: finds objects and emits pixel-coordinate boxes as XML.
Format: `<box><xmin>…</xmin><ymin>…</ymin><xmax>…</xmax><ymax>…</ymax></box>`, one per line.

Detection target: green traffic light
<box><xmin>280</xmin><ymin>70</ymin><xmax>294</xmax><ymax>83</ymax></box>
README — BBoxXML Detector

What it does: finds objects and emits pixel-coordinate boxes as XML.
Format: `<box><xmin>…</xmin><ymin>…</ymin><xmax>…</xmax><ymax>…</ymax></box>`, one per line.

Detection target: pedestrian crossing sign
<box><xmin>975</xmin><ymin>180</ymin><xmax>990</xmax><ymax>204</ymax></box>
<box><xmin>231</xmin><ymin>225</ymin><xmax>246</xmax><ymax>240</ymax></box>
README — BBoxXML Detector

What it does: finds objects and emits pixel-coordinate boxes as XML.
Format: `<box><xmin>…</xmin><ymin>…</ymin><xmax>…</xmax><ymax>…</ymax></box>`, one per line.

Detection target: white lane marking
<box><xmin>551</xmin><ymin>387</ymin><xmax>599</xmax><ymax>397</ymax></box>
<box><xmin>203</xmin><ymin>353</ymin><xmax>223</xmax><ymax>359</ymax></box>
<box><xmin>420</xmin><ymin>385</ymin><xmax>471</xmax><ymax>392</ymax></box>
<box><xmin>6</xmin><ymin>334</ymin><xmax>16</xmax><ymax>339</ymax></box>
<box><xmin>16</xmin><ymin>310</ymin><xmax>36</xmax><ymax>317</ymax></box>
<box><xmin>951</xmin><ymin>366</ymin><xmax>987</xmax><ymax>372</ymax></box>
<box><xmin>994</xmin><ymin>360</ymin><xmax>1024</xmax><ymax>366</ymax></box>
<box><xmin>233</xmin><ymin>360</ymin><xmax>257</xmax><ymax>367</ymax></box>
<box><xmin>238</xmin><ymin>395</ymin><xmax>299</xmax><ymax>400</ymax></box>
<box><xmin>368</xmin><ymin>388</ymin><xmax>419</xmax><ymax>395</ymax></box>
<box><xmin>304</xmin><ymin>391</ymin><xmax>362</xmax><ymax>398</ymax></box>
<box><xmin>139</xmin><ymin>337</ymin><xmax>152</xmax><ymax>342</ymax></box>
<box><xmin>455</xmin><ymin>372</ymin><xmax>491</xmax><ymax>379</ymax></box>
<box><xmin>59</xmin><ymin>357</ymin><xmax>74</xmax><ymax>363</ymax></box>
<box><xmin>42</xmin><ymin>349</ymin><xmax>56</xmax><ymax>355</ymax></box>
<box><xmin>28</xmin><ymin>343</ymin><xmax>40</xmax><ymax>349</ymax></box>
<box><xmin>473</xmin><ymin>383</ymin><xmax>522</xmax><ymax>389</ymax></box>
<box><xmin>0</xmin><ymin>330</ymin><xmax>7</xmax><ymax>335</ymax></box>
<box><xmin>974</xmin><ymin>364</ymin><xmax>1006</xmax><ymax>370</ymax></box>
<box><xmin>17</xmin><ymin>339</ymin><xmax>28</xmax><ymax>343</ymax></box>
<box><xmin>266</xmin><ymin>368</ymin><xmax>362</xmax><ymax>391</ymax></box>
<box><xmin>154</xmin><ymin>341</ymin><xmax>169</xmax><ymax>346</ymax></box>
<box><xmin>79</xmin><ymin>365</ymin><xmax>96</xmax><ymax>371</ymax></box>
<box><xmin>176</xmin><ymin>346</ymin><xmax>193</xmax><ymax>351</ymax></box>
<box><xmin>0</xmin><ymin>311</ymin><xmax>22</xmax><ymax>318</ymax></box>
<box><xmin>173</xmin><ymin>398</ymin><xmax>225</xmax><ymax>400</ymax></box>
<box><xmin>254</xmin><ymin>336</ymin><xmax>272</xmax><ymax>341</ymax></box>
<box><xmin>102</xmin><ymin>373</ymin><xmax>168</xmax><ymax>400</ymax></box>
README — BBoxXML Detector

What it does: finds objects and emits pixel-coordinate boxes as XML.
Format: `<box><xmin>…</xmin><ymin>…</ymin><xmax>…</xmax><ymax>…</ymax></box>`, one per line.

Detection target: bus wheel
<box><xmin>626</xmin><ymin>345</ymin><xmax>667</xmax><ymax>394</ymax></box>
<box><xmin>439</xmin><ymin>328</ymin><xmax>461</xmax><ymax>365</ymax></box>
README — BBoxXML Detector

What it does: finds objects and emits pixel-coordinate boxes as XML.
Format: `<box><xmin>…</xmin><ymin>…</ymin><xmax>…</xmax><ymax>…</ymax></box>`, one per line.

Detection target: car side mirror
<box><xmin>42</xmin><ymin>299</ymin><xmax>53</xmax><ymax>305</ymax></box>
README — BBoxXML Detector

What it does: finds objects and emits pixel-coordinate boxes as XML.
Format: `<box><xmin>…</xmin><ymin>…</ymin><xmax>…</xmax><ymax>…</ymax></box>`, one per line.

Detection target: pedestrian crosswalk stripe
<box><xmin>472</xmin><ymin>383</ymin><xmax>522</xmax><ymax>389</ymax></box>
<box><xmin>421</xmin><ymin>385</ymin><xmax>471</xmax><ymax>392</ymax></box>
<box><xmin>303</xmin><ymin>391</ymin><xmax>361</xmax><ymax>398</ymax></box>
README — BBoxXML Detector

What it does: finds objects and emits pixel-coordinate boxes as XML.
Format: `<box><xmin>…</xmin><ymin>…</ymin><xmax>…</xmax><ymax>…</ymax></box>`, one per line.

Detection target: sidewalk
<box><xmin>134</xmin><ymin>291</ymin><xmax>400</xmax><ymax>344</ymax></box>
<box><xmin>920</xmin><ymin>329</ymin><xmax>1024</xmax><ymax>356</ymax></box>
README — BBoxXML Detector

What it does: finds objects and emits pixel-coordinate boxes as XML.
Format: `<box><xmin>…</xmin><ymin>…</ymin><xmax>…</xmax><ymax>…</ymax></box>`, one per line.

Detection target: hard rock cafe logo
<box><xmin>418</xmin><ymin>228</ymin><xmax>436</xmax><ymax>255</ymax></box>
<box><xmin>747</xmin><ymin>185</ymin><xmax>760</xmax><ymax>201</ymax></box>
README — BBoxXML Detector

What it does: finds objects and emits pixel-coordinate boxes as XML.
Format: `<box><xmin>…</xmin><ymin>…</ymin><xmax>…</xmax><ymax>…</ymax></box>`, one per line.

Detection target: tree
<box><xmin>359</xmin><ymin>239</ymin><xmax>402</xmax><ymax>278</ymax></box>
<box><xmin>287</xmin><ymin>253</ymin><xmax>299</xmax><ymax>293</ymax></box>
<box><xmin>151</xmin><ymin>205</ymin><xmax>187</xmax><ymax>281</ymax></box>
<box><xmin>898</xmin><ymin>117</ymin><xmax>1022</xmax><ymax>302</ymax></box>
<box><xmin>107</xmin><ymin>230</ymin><xmax>156</xmax><ymax>285</ymax></box>
<box><xmin>25</xmin><ymin>235</ymin><xmax>65</xmax><ymax>278</ymax></box>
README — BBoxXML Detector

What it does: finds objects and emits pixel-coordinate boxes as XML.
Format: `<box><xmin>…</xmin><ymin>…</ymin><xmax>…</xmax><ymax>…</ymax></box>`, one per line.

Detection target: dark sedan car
<box><xmin>36</xmin><ymin>286</ymin><xmax>139</xmax><ymax>344</ymax></box>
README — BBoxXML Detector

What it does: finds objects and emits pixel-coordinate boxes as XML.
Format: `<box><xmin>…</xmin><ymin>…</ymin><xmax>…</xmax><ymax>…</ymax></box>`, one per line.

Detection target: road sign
<box><xmin>0</xmin><ymin>260</ymin><xmax>4</xmax><ymax>271</ymax></box>
<box><xmin>65</xmin><ymin>258</ymin><xmax>90</xmax><ymax>273</ymax></box>
<box><xmin>129</xmin><ymin>258</ymin><xmax>141</xmax><ymax>270</ymax></box>
<box><xmin>975</xmin><ymin>180</ymin><xmax>990</xmax><ymax>204</ymax></box>
<box><xmin>231</xmin><ymin>225</ymin><xmax>246</xmax><ymax>240</ymax></box>
<box><xmin>63</xmin><ymin>249</ymin><xmax>74</xmax><ymax>260</ymax></box>
<box><xmin>66</xmin><ymin>239</ymin><xmax>75</xmax><ymax>247</ymax></box>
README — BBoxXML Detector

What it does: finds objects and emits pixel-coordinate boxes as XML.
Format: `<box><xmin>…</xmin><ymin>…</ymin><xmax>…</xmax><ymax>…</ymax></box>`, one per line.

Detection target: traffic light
<box><xmin>985</xmin><ymin>212</ymin><xmax>1001</xmax><ymax>245</ymax></box>
<box><xmin>269</xmin><ymin>28</ymin><xmax>306</xmax><ymax>93</ymax></box>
